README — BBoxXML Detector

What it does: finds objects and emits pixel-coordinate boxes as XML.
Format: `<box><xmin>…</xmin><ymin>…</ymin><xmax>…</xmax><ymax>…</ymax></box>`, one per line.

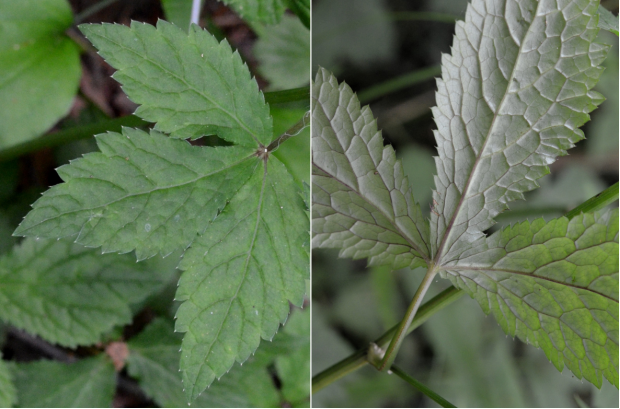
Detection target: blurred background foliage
<box><xmin>312</xmin><ymin>0</ymin><xmax>619</xmax><ymax>407</ymax></box>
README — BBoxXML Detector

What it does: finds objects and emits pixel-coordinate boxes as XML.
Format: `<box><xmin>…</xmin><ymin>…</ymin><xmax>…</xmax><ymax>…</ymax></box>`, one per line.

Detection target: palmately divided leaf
<box><xmin>15</xmin><ymin>19</ymin><xmax>309</xmax><ymax>401</ymax></box>
<box><xmin>175</xmin><ymin>158</ymin><xmax>308</xmax><ymax>401</ymax></box>
<box><xmin>431</xmin><ymin>0</ymin><xmax>610</xmax><ymax>262</ymax></box>
<box><xmin>0</xmin><ymin>238</ymin><xmax>167</xmax><ymax>347</ymax></box>
<box><xmin>312</xmin><ymin>68</ymin><xmax>430</xmax><ymax>270</ymax></box>
<box><xmin>79</xmin><ymin>20</ymin><xmax>272</xmax><ymax>144</ymax></box>
<box><xmin>15</xmin><ymin>128</ymin><xmax>256</xmax><ymax>260</ymax></box>
<box><xmin>11</xmin><ymin>356</ymin><xmax>115</xmax><ymax>407</ymax></box>
<box><xmin>441</xmin><ymin>209</ymin><xmax>619</xmax><ymax>388</ymax></box>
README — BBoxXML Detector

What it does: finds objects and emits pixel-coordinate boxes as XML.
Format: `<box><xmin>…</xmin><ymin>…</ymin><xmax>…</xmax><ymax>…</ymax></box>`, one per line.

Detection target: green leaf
<box><xmin>441</xmin><ymin>209</ymin><xmax>619</xmax><ymax>388</ymax></box>
<box><xmin>176</xmin><ymin>157</ymin><xmax>307</xmax><ymax>401</ymax></box>
<box><xmin>15</xmin><ymin>18</ymin><xmax>308</xmax><ymax>401</ymax></box>
<box><xmin>0</xmin><ymin>0</ymin><xmax>81</xmax><ymax>150</ymax></box>
<box><xmin>274</xmin><ymin>307</ymin><xmax>310</xmax><ymax>405</ymax></box>
<box><xmin>128</xmin><ymin>312</ymin><xmax>309</xmax><ymax>407</ymax></box>
<box><xmin>127</xmin><ymin>318</ymin><xmax>277</xmax><ymax>407</ymax></box>
<box><xmin>255</xmin><ymin>15</ymin><xmax>310</xmax><ymax>90</ymax></box>
<box><xmin>430</xmin><ymin>0</ymin><xmax>609</xmax><ymax>261</ymax></box>
<box><xmin>312</xmin><ymin>68</ymin><xmax>430</xmax><ymax>270</ymax></box>
<box><xmin>271</xmin><ymin>108</ymin><xmax>310</xmax><ymax>184</ymax></box>
<box><xmin>0</xmin><ymin>238</ymin><xmax>167</xmax><ymax>347</ymax></box>
<box><xmin>0</xmin><ymin>353</ymin><xmax>16</xmax><ymax>408</ymax></box>
<box><xmin>14</xmin><ymin>128</ymin><xmax>257</xmax><ymax>261</ymax></box>
<box><xmin>79</xmin><ymin>21</ymin><xmax>272</xmax><ymax>144</ymax></box>
<box><xmin>11</xmin><ymin>356</ymin><xmax>115</xmax><ymax>407</ymax></box>
<box><xmin>284</xmin><ymin>0</ymin><xmax>310</xmax><ymax>29</ymax></box>
<box><xmin>598</xmin><ymin>6</ymin><xmax>619</xmax><ymax>36</ymax></box>
<box><xmin>221</xmin><ymin>0</ymin><xmax>285</xmax><ymax>25</ymax></box>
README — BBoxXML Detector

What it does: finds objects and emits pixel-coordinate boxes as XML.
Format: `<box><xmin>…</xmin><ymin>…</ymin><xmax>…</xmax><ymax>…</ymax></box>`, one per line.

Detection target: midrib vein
<box><xmin>435</xmin><ymin>1</ymin><xmax>542</xmax><ymax>265</ymax></box>
<box><xmin>191</xmin><ymin>161</ymin><xmax>268</xmax><ymax>393</ymax></box>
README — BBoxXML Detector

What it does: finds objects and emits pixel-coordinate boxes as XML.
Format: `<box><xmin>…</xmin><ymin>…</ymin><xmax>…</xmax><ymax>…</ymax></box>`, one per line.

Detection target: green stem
<box><xmin>264</xmin><ymin>87</ymin><xmax>309</xmax><ymax>105</ymax></box>
<box><xmin>391</xmin><ymin>365</ymin><xmax>457</xmax><ymax>408</ymax></box>
<box><xmin>358</xmin><ymin>65</ymin><xmax>441</xmax><ymax>103</ymax></box>
<box><xmin>74</xmin><ymin>0</ymin><xmax>121</xmax><ymax>24</ymax></box>
<box><xmin>312</xmin><ymin>286</ymin><xmax>464</xmax><ymax>393</ymax></box>
<box><xmin>378</xmin><ymin>266</ymin><xmax>438</xmax><ymax>371</ymax></box>
<box><xmin>564</xmin><ymin>182</ymin><xmax>619</xmax><ymax>220</ymax></box>
<box><xmin>0</xmin><ymin>116</ymin><xmax>148</xmax><ymax>162</ymax></box>
<box><xmin>267</xmin><ymin>111</ymin><xmax>309</xmax><ymax>152</ymax></box>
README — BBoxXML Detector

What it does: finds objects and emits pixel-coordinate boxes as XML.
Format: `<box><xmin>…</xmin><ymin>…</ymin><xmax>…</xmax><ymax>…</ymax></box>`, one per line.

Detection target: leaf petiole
<box><xmin>267</xmin><ymin>111</ymin><xmax>310</xmax><ymax>152</ymax></box>
<box><xmin>312</xmin><ymin>286</ymin><xmax>464</xmax><ymax>393</ymax></box>
<box><xmin>264</xmin><ymin>87</ymin><xmax>310</xmax><ymax>105</ymax></box>
<box><xmin>564</xmin><ymin>182</ymin><xmax>618</xmax><ymax>220</ymax></box>
<box><xmin>377</xmin><ymin>265</ymin><xmax>438</xmax><ymax>371</ymax></box>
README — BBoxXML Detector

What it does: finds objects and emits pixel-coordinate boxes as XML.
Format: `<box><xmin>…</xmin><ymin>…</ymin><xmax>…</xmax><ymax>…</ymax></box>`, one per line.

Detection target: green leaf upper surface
<box><xmin>0</xmin><ymin>353</ymin><xmax>16</xmax><ymax>408</ymax></box>
<box><xmin>598</xmin><ymin>6</ymin><xmax>619</xmax><ymax>36</ymax></box>
<box><xmin>255</xmin><ymin>14</ymin><xmax>310</xmax><ymax>90</ymax></box>
<box><xmin>15</xmin><ymin>19</ymin><xmax>309</xmax><ymax>401</ymax></box>
<box><xmin>430</xmin><ymin>0</ymin><xmax>609</xmax><ymax>262</ymax></box>
<box><xmin>0</xmin><ymin>0</ymin><xmax>81</xmax><ymax>150</ymax></box>
<box><xmin>14</xmin><ymin>128</ymin><xmax>256</xmax><ymax>260</ymax></box>
<box><xmin>312</xmin><ymin>68</ymin><xmax>430</xmax><ymax>270</ymax></box>
<box><xmin>284</xmin><ymin>0</ymin><xmax>310</xmax><ymax>29</ymax></box>
<box><xmin>127</xmin><ymin>318</ymin><xmax>275</xmax><ymax>408</ymax></box>
<box><xmin>11</xmin><ymin>356</ymin><xmax>115</xmax><ymax>407</ymax></box>
<box><xmin>176</xmin><ymin>158</ymin><xmax>308</xmax><ymax>401</ymax></box>
<box><xmin>441</xmin><ymin>209</ymin><xmax>619</xmax><ymax>388</ymax></box>
<box><xmin>128</xmin><ymin>310</ymin><xmax>309</xmax><ymax>407</ymax></box>
<box><xmin>222</xmin><ymin>0</ymin><xmax>285</xmax><ymax>25</ymax></box>
<box><xmin>0</xmin><ymin>238</ymin><xmax>167</xmax><ymax>347</ymax></box>
<box><xmin>79</xmin><ymin>21</ymin><xmax>272</xmax><ymax>144</ymax></box>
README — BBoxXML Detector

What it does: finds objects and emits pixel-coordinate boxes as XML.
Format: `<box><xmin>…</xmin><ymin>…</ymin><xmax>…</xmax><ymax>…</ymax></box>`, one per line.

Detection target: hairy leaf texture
<box><xmin>15</xmin><ymin>128</ymin><xmax>256</xmax><ymax>261</ymax></box>
<box><xmin>442</xmin><ymin>210</ymin><xmax>619</xmax><ymax>388</ymax></box>
<box><xmin>79</xmin><ymin>21</ymin><xmax>272</xmax><ymax>144</ymax></box>
<box><xmin>0</xmin><ymin>238</ymin><xmax>167</xmax><ymax>347</ymax></box>
<box><xmin>431</xmin><ymin>0</ymin><xmax>610</xmax><ymax>261</ymax></box>
<box><xmin>312</xmin><ymin>68</ymin><xmax>430</xmax><ymax>270</ymax></box>
<box><xmin>11</xmin><ymin>357</ymin><xmax>115</xmax><ymax>407</ymax></box>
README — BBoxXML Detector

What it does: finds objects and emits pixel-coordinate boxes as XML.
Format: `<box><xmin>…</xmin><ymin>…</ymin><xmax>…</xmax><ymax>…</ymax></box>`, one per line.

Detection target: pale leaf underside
<box><xmin>431</xmin><ymin>0</ymin><xmax>609</xmax><ymax>261</ymax></box>
<box><xmin>441</xmin><ymin>210</ymin><xmax>619</xmax><ymax>387</ymax></box>
<box><xmin>312</xmin><ymin>68</ymin><xmax>430</xmax><ymax>270</ymax></box>
<box><xmin>310</xmin><ymin>0</ymin><xmax>618</xmax><ymax>391</ymax></box>
<box><xmin>0</xmin><ymin>238</ymin><xmax>166</xmax><ymax>348</ymax></box>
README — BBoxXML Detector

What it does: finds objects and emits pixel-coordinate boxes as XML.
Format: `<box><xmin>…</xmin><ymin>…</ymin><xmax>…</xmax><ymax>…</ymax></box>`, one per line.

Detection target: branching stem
<box><xmin>312</xmin><ymin>286</ymin><xmax>463</xmax><ymax>393</ymax></box>
<box><xmin>378</xmin><ymin>265</ymin><xmax>438</xmax><ymax>371</ymax></box>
